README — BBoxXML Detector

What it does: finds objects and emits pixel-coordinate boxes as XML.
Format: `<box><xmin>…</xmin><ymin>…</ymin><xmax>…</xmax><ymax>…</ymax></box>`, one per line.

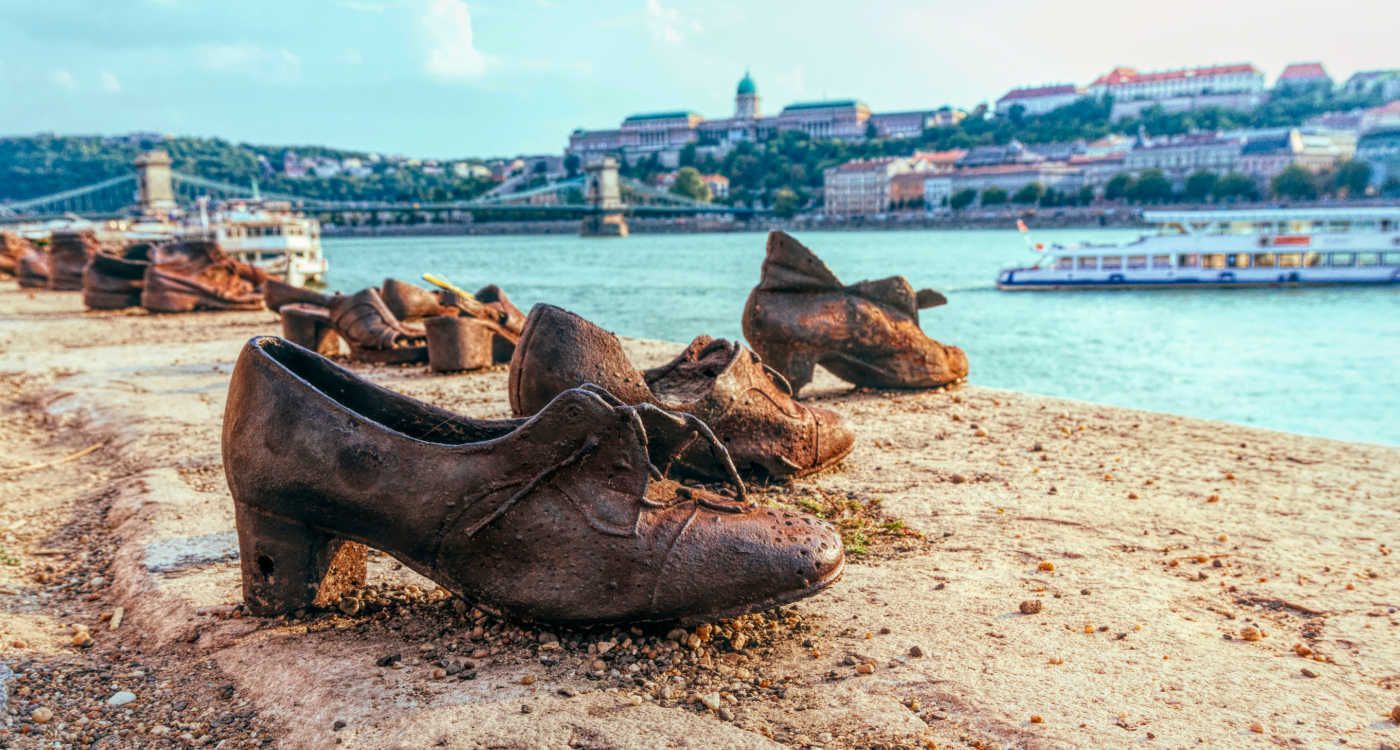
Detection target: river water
<box><xmin>323</xmin><ymin>229</ymin><xmax>1400</xmax><ymax>446</ymax></box>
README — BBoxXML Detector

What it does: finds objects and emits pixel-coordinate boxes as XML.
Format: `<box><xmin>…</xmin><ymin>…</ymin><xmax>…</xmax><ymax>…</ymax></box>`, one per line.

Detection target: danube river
<box><xmin>323</xmin><ymin>229</ymin><xmax>1400</xmax><ymax>446</ymax></box>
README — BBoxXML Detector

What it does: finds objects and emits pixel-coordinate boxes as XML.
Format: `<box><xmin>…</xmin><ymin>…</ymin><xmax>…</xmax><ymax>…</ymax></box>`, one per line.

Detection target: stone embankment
<box><xmin>1</xmin><ymin>286</ymin><xmax>1398</xmax><ymax>748</ymax></box>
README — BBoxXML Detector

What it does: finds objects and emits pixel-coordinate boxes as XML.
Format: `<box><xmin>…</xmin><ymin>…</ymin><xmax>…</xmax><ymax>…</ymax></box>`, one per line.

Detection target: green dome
<box><xmin>736</xmin><ymin>71</ymin><xmax>757</xmax><ymax>96</ymax></box>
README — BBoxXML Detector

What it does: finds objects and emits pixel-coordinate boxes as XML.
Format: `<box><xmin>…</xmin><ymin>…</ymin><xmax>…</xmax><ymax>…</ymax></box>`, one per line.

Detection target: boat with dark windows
<box><xmin>997</xmin><ymin>208</ymin><xmax>1400</xmax><ymax>290</ymax></box>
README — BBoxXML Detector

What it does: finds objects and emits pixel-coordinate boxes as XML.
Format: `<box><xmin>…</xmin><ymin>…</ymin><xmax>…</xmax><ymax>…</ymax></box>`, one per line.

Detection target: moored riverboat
<box><xmin>997</xmin><ymin>208</ymin><xmax>1400</xmax><ymax>290</ymax></box>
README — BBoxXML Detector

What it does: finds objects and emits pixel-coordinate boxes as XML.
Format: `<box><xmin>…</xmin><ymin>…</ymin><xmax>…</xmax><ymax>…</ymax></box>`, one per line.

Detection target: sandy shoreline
<box><xmin>1</xmin><ymin>284</ymin><xmax>1398</xmax><ymax>749</ymax></box>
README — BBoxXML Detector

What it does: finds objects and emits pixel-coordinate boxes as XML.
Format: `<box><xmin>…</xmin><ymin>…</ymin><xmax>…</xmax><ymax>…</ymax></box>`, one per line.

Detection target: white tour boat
<box><xmin>997</xmin><ymin>208</ymin><xmax>1400</xmax><ymax>290</ymax></box>
<box><xmin>188</xmin><ymin>200</ymin><xmax>327</xmax><ymax>287</ymax></box>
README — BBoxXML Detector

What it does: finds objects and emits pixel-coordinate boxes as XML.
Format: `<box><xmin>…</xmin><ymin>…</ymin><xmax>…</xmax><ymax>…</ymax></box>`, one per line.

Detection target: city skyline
<box><xmin>1</xmin><ymin>0</ymin><xmax>1397</xmax><ymax>159</ymax></box>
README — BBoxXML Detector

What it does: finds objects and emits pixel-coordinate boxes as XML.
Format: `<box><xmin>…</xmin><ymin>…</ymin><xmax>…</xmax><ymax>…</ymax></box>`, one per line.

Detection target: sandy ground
<box><xmin>0</xmin><ymin>283</ymin><xmax>1397</xmax><ymax>750</ymax></box>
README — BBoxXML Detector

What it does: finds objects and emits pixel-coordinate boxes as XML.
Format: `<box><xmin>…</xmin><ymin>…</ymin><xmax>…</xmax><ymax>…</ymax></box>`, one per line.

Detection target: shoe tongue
<box><xmin>756</xmin><ymin>231</ymin><xmax>842</xmax><ymax>292</ymax></box>
<box><xmin>646</xmin><ymin>337</ymin><xmax>737</xmax><ymax>405</ymax></box>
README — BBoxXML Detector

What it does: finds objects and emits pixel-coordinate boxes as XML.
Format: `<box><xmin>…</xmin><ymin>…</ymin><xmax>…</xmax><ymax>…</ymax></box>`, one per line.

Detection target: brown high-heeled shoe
<box><xmin>743</xmin><ymin>231</ymin><xmax>968</xmax><ymax>394</ymax></box>
<box><xmin>222</xmin><ymin>336</ymin><xmax>844</xmax><ymax>625</ymax></box>
<box><xmin>509</xmin><ymin>304</ymin><xmax>854</xmax><ymax>481</ymax></box>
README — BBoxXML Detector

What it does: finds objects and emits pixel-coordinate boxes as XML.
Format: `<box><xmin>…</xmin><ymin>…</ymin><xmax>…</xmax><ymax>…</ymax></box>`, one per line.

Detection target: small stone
<box><xmin>430</xmin><ymin>668</ymin><xmax>447</xmax><ymax>680</ymax></box>
<box><xmin>1240</xmin><ymin>626</ymin><xmax>1263</xmax><ymax>642</ymax></box>
<box><xmin>375</xmin><ymin>653</ymin><xmax>401</xmax><ymax>667</ymax></box>
<box><xmin>908</xmin><ymin>645</ymin><xmax>924</xmax><ymax>658</ymax></box>
<box><xmin>595</xmin><ymin>640</ymin><xmax>616</xmax><ymax>656</ymax></box>
<box><xmin>1019</xmin><ymin>600</ymin><xmax>1043</xmax><ymax>615</ymax></box>
<box><xmin>1037</xmin><ymin>561</ymin><xmax>1055</xmax><ymax>572</ymax></box>
<box><xmin>590</xmin><ymin>659</ymin><xmax>606</xmax><ymax>671</ymax></box>
<box><xmin>1300</xmin><ymin>668</ymin><xmax>1318</xmax><ymax>679</ymax></box>
<box><xmin>30</xmin><ymin>707</ymin><xmax>53</xmax><ymax>724</ymax></box>
<box><xmin>332</xmin><ymin>720</ymin><xmax>346</xmax><ymax>731</ymax></box>
<box><xmin>107</xmin><ymin>691</ymin><xmax>137</xmax><ymax>707</ymax></box>
<box><xmin>1249</xmin><ymin>721</ymin><xmax>1264</xmax><ymax>733</ymax></box>
<box><xmin>1030</xmin><ymin>714</ymin><xmax>1043</xmax><ymax>724</ymax></box>
<box><xmin>950</xmin><ymin>474</ymin><xmax>967</xmax><ymax>484</ymax></box>
<box><xmin>718</xmin><ymin>707</ymin><xmax>734</xmax><ymax>721</ymax></box>
<box><xmin>666</xmin><ymin>628</ymin><xmax>688</xmax><ymax>643</ymax></box>
<box><xmin>855</xmin><ymin>662</ymin><xmax>875</xmax><ymax>675</ymax></box>
<box><xmin>1390</xmin><ymin>705</ymin><xmax>1400</xmax><ymax>725</ymax></box>
<box><xmin>695</xmin><ymin>623</ymin><xmax>712</xmax><ymax>641</ymax></box>
<box><xmin>699</xmin><ymin>693</ymin><xmax>722</xmax><ymax>711</ymax></box>
<box><xmin>731</xmin><ymin>634</ymin><xmax>748</xmax><ymax>651</ymax></box>
<box><xmin>520</xmin><ymin>704</ymin><xmax>532</xmax><ymax>714</ymax></box>
<box><xmin>520</xmin><ymin>674</ymin><xmax>536</xmax><ymax>685</ymax></box>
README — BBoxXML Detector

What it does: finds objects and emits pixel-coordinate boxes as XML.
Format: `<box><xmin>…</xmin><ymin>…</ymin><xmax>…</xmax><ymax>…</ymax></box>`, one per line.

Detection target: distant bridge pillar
<box><xmin>581</xmin><ymin>157</ymin><xmax>627</xmax><ymax>237</ymax></box>
<box><xmin>135</xmin><ymin>150</ymin><xmax>177</xmax><ymax>217</ymax></box>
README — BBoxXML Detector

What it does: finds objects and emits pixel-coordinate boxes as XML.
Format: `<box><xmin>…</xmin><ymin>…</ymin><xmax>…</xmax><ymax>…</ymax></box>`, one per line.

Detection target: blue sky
<box><xmin>1</xmin><ymin>0</ymin><xmax>1396</xmax><ymax>159</ymax></box>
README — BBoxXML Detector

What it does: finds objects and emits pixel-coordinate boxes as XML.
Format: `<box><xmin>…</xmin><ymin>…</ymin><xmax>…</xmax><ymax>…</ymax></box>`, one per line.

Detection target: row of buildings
<box><xmin>821</xmin><ymin>121</ymin><xmax>1400</xmax><ymax>214</ymax></box>
<box><xmin>568</xmin><ymin>71</ymin><xmax>964</xmax><ymax>168</ymax></box>
<box><xmin>997</xmin><ymin>63</ymin><xmax>1400</xmax><ymax>122</ymax></box>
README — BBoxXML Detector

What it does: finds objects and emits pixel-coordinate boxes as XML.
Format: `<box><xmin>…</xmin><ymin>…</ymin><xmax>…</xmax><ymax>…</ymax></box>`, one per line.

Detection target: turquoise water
<box><xmin>323</xmin><ymin>229</ymin><xmax>1400</xmax><ymax>446</ymax></box>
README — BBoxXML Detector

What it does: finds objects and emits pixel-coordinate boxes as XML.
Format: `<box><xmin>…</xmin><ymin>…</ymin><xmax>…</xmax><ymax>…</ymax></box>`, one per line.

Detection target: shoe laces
<box><xmin>576</xmin><ymin>384</ymin><xmax>748</xmax><ymax>509</ymax></box>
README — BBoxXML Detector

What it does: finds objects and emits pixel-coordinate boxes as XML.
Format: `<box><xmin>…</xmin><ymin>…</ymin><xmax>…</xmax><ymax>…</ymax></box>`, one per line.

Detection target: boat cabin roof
<box><xmin>1144</xmin><ymin>208</ymin><xmax>1400</xmax><ymax>224</ymax></box>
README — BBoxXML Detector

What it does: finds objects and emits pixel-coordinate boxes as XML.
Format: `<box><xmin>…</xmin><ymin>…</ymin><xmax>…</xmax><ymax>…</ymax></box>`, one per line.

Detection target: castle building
<box><xmin>567</xmin><ymin>72</ymin><xmax>960</xmax><ymax>166</ymax></box>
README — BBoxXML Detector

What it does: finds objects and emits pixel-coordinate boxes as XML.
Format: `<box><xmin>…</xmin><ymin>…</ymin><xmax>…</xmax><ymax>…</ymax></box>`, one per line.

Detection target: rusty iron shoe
<box><xmin>141</xmin><ymin>240</ymin><xmax>266</xmax><ymax>313</ymax></box>
<box><xmin>83</xmin><ymin>242</ymin><xmax>154</xmax><ymax>310</ymax></box>
<box><xmin>266</xmin><ymin>279</ymin><xmax>337</xmax><ymax>313</ymax></box>
<box><xmin>0</xmin><ymin>231</ymin><xmax>34</xmax><ymax>277</ymax></box>
<box><xmin>222</xmin><ymin>336</ymin><xmax>845</xmax><ymax>625</ymax></box>
<box><xmin>16</xmin><ymin>244</ymin><xmax>50</xmax><ymax>289</ymax></box>
<box><xmin>509</xmin><ymin>304</ymin><xmax>854</xmax><ymax>481</ymax></box>
<box><xmin>742</xmin><ymin>231</ymin><xmax>968</xmax><ymax>394</ymax></box>
<box><xmin>49</xmin><ymin>230</ymin><xmax>104</xmax><ymax>291</ymax></box>
<box><xmin>381</xmin><ymin>278</ymin><xmax>453</xmax><ymax>321</ymax></box>
<box><xmin>329</xmin><ymin>288</ymin><xmax>428</xmax><ymax>364</ymax></box>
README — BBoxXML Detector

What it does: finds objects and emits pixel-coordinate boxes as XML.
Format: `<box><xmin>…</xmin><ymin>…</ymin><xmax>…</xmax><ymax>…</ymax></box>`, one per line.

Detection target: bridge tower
<box><xmin>135</xmin><ymin>150</ymin><xmax>177</xmax><ymax>217</ymax></box>
<box><xmin>580</xmin><ymin>157</ymin><xmax>627</xmax><ymax>237</ymax></box>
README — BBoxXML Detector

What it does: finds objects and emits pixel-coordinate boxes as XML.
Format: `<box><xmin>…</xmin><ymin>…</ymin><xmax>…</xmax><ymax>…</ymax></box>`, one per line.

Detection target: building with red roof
<box><xmin>1087</xmin><ymin>63</ymin><xmax>1266</xmax><ymax>121</ymax></box>
<box><xmin>994</xmin><ymin>84</ymin><xmax>1084</xmax><ymax>117</ymax></box>
<box><xmin>1276</xmin><ymin>63</ymin><xmax>1332</xmax><ymax>92</ymax></box>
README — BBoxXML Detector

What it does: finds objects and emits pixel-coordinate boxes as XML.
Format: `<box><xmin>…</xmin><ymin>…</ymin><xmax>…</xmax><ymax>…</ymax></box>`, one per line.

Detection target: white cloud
<box><xmin>644</xmin><ymin>0</ymin><xmax>699</xmax><ymax>45</ymax></box>
<box><xmin>50</xmin><ymin>69</ymin><xmax>78</xmax><ymax>90</ymax></box>
<box><xmin>419</xmin><ymin>0</ymin><xmax>489</xmax><ymax>80</ymax></box>
<box><xmin>196</xmin><ymin>44</ymin><xmax>302</xmax><ymax>83</ymax></box>
<box><xmin>99</xmin><ymin>70</ymin><xmax>122</xmax><ymax>93</ymax></box>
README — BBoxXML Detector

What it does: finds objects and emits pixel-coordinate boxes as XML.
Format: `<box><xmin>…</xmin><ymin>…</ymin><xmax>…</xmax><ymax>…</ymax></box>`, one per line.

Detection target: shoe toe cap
<box><xmin>812</xmin><ymin>406</ymin><xmax>855</xmax><ymax>470</ymax></box>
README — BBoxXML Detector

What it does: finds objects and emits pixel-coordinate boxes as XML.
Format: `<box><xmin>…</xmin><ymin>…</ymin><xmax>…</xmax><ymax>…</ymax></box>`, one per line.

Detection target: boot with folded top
<box><xmin>141</xmin><ymin>240</ymin><xmax>267</xmax><ymax>313</ymax></box>
<box><xmin>329</xmin><ymin>287</ymin><xmax>428</xmax><ymax>364</ymax></box>
<box><xmin>48</xmin><ymin>230</ymin><xmax>107</xmax><ymax>291</ymax></box>
<box><xmin>742</xmin><ymin>231</ymin><xmax>968</xmax><ymax>394</ymax></box>
<box><xmin>83</xmin><ymin>242</ymin><xmax>154</xmax><ymax>310</ymax></box>
<box><xmin>510</xmin><ymin>304</ymin><xmax>854</xmax><ymax>481</ymax></box>
<box><xmin>223</xmin><ymin>336</ymin><xmax>844</xmax><ymax>625</ymax></box>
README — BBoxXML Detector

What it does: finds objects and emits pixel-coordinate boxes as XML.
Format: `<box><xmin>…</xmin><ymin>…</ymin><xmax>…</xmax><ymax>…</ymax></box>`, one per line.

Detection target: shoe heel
<box><xmin>764</xmin><ymin>345</ymin><xmax>817</xmax><ymax>394</ymax></box>
<box><xmin>234</xmin><ymin>502</ymin><xmax>366</xmax><ymax>616</ymax></box>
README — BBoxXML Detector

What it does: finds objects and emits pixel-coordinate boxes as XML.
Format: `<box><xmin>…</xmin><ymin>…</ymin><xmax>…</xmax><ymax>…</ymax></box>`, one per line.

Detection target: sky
<box><xmin>0</xmin><ymin>0</ymin><xmax>1396</xmax><ymax>159</ymax></box>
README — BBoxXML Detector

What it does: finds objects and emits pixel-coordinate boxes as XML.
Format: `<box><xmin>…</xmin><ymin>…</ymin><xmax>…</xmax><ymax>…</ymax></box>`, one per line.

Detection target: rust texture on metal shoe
<box><xmin>382</xmin><ymin>278</ymin><xmax>453</xmax><ymax>321</ymax></box>
<box><xmin>222</xmin><ymin>336</ymin><xmax>844</xmax><ymax>625</ymax></box>
<box><xmin>16</xmin><ymin>244</ymin><xmax>51</xmax><ymax>289</ymax></box>
<box><xmin>266</xmin><ymin>279</ymin><xmax>336</xmax><ymax>312</ymax></box>
<box><xmin>425</xmin><ymin>316</ymin><xmax>495</xmax><ymax>373</ymax></box>
<box><xmin>83</xmin><ymin>243</ymin><xmax>154</xmax><ymax>310</ymax></box>
<box><xmin>509</xmin><ymin>304</ymin><xmax>854</xmax><ymax>481</ymax></box>
<box><xmin>280</xmin><ymin>303</ymin><xmax>343</xmax><ymax>357</ymax></box>
<box><xmin>742</xmin><ymin>230</ymin><xmax>969</xmax><ymax>393</ymax></box>
<box><xmin>329</xmin><ymin>288</ymin><xmax>428</xmax><ymax>364</ymax></box>
<box><xmin>49</xmin><ymin>230</ymin><xmax>104</xmax><ymax>291</ymax></box>
<box><xmin>141</xmin><ymin>240</ymin><xmax>266</xmax><ymax>313</ymax></box>
<box><xmin>0</xmin><ymin>231</ymin><xmax>34</xmax><ymax>277</ymax></box>
<box><xmin>433</xmin><ymin>283</ymin><xmax>525</xmax><ymax>363</ymax></box>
